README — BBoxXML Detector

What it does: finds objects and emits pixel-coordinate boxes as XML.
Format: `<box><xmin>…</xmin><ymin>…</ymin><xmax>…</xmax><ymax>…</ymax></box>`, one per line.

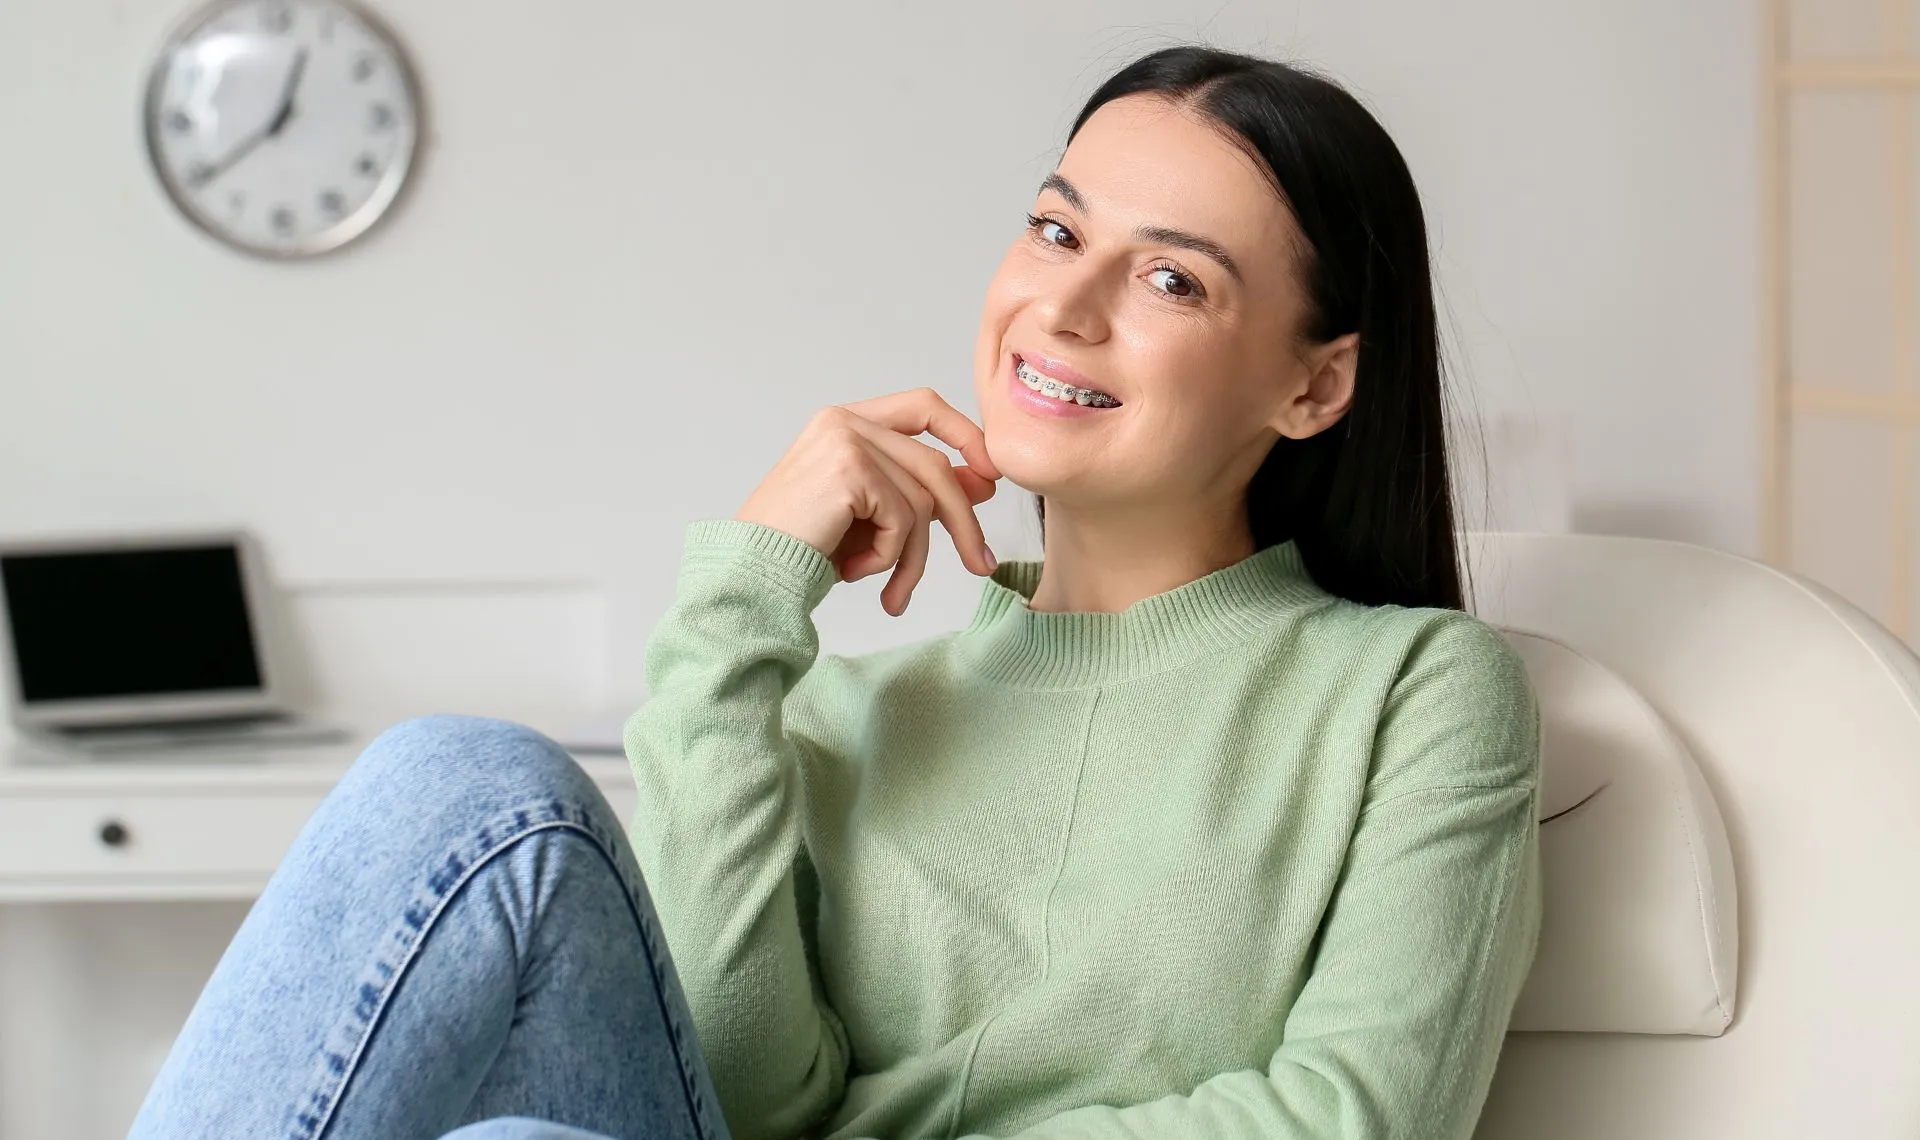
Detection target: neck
<box><xmin>1027</xmin><ymin>497</ymin><xmax>1256</xmax><ymax>614</ymax></box>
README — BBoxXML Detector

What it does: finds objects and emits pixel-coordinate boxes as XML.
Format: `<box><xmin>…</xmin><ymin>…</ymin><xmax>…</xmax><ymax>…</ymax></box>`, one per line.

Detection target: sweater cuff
<box><xmin>681</xmin><ymin>518</ymin><xmax>839</xmax><ymax>611</ymax></box>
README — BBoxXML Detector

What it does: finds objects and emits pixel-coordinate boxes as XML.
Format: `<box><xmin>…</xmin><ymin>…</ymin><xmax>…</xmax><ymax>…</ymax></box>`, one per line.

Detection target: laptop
<box><xmin>0</xmin><ymin>531</ymin><xmax>347</xmax><ymax>754</ymax></box>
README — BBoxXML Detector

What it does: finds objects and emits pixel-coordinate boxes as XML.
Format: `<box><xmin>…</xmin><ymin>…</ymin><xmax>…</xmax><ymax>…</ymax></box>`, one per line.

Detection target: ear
<box><xmin>1271</xmin><ymin>332</ymin><xmax>1359</xmax><ymax>440</ymax></box>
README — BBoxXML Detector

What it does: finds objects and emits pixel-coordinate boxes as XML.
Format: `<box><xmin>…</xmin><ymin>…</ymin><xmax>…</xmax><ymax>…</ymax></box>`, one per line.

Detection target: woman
<box><xmin>132</xmin><ymin>44</ymin><xmax>1540</xmax><ymax>1140</ymax></box>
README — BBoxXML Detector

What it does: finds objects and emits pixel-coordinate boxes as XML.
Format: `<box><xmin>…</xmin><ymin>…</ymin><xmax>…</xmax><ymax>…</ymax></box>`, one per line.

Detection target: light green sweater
<box><xmin>624</xmin><ymin>519</ymin><xmax>1541</xmax><ymax>1140</ymax></box>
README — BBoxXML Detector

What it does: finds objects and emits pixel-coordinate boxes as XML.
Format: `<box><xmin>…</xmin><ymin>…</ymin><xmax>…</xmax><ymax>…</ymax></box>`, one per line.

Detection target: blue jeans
<box><xmin>129</xmin><ymin>716</ymin><xmax>734</xmax><ymax>1140</ymax></box>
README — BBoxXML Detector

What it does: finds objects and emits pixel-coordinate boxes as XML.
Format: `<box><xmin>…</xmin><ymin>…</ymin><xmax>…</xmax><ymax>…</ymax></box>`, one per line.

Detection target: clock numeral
<box><xmin>354</xmin><ymin>153</ymin><xmax>381</xmax><ymax>177</ymax></box>
<box><xmin>165</xmin><ymin>109</ymin><xmax>193</xmax><ymax>134</ymax></box>
<box><xmin>271</xmin><ymin>206</ymin><xmax>296</xmax><ymax>234</ymax></box>
<box><xmin>261</xmin><ymin>6</ymin><xmax>292</xmax><ymax>33</ymax></box>
<box><xmin>318</xmin><ymin>189</ymin><xmax>345</xmax><ymax>216</ymax></box>
<box><xmin>185</xmin><ymin>160</ymin><xmax>216</xmax><ymax>188</ymax></box>
<box><xmin>368</xmin><ymin>103</ymin><xmax>395</xmax><ymax>131</ymax></box>
<box><xmin>352</xmin><ymin>55</ymin><xmax>377</xmax><ymax>82</ymax></box>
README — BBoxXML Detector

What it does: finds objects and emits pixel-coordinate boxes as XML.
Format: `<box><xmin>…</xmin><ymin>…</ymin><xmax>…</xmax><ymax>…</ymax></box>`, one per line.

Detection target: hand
<box><xmin>189</xmin><ymin>48</ymin><xmax>308</xmax><ymax>189</ymax></box>
<box><xmin>736</xmin><ymin>388</ymin><xmax>1002</xmax><ymax>616</ymax></box>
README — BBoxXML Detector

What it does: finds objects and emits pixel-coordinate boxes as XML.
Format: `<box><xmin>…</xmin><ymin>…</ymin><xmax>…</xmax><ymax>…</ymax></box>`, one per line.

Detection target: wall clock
<box><xmin>143</xmin><ymin>0</ymin><xmax>420</xmax><ymax>258</ymax></box>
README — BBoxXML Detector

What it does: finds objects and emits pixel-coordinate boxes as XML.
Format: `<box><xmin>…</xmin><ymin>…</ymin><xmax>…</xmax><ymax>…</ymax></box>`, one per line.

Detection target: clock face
<box><xmin>143</xmin><ymin>0</ymin><xmax>419</xmax><ymax>258</ymax></box>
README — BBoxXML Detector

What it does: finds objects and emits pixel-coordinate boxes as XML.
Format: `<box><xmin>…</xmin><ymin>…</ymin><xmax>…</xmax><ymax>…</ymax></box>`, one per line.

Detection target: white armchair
<box><xmin>1466</xmin><ymin>532</ymin><xmax>1920</xmax><ymax>1139</ymax></box>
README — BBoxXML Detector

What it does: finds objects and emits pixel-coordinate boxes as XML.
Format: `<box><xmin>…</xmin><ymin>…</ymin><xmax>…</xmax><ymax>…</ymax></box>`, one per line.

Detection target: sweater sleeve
<box><xmin>623</xmin><ymin>518</ymin><xmax>853</xmax><ymax>1140</ymax></box>
<box><xmin>955</xmin><ymin>613</ymin><xmax>1543</xmax><ymax>1140</ymax></box>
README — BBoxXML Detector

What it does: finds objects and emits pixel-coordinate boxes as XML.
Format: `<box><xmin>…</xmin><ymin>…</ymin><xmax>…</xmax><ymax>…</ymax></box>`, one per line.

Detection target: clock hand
<box><xmin>262</xmin><ymin>48</ymin><xmax>308</xmax><ymax>137</ymax></box>
<box><xmin>187</xmin><ymin>48</ymin><xmax>309</xmax><ymax>190</ymax></box>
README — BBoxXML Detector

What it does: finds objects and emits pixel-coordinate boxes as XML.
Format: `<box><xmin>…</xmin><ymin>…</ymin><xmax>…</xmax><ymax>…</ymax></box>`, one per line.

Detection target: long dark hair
<box><xmin>1042</xmin><ymin>46</ymin><xmax>1467</xmax><ymax>611</ymax></box>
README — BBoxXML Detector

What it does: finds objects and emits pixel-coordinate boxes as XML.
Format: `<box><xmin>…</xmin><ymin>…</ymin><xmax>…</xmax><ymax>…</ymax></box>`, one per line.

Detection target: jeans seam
<box><xmin>290</xmin><ymin>796</ymin><xmax>725</xmax><ymax>1140</ymax></box>
<box><xmin>614</xmin><ymin>848</ymin><xmax>728</xmax><ymax>1140</ymax></box>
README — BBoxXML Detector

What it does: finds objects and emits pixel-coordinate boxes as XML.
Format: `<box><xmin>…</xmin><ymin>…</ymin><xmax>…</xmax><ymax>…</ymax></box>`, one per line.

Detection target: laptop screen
<box><xmin>1</xmin><ymin>543</ymin><xmax>263</xmax><ymax>704</ymax></box>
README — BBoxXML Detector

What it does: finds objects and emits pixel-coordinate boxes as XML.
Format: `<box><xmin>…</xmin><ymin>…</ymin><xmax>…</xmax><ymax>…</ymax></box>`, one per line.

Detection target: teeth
<box><xmin>1016</xmin><ymin>361</ymin><xmax>1119</xmax><ymax>408</ymax></box>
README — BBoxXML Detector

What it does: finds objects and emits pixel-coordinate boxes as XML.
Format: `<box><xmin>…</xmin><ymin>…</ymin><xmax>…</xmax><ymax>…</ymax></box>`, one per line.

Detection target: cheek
<box><xmin>1124</xmin><ymin>334</ymin><xmax>1276</xmax><ymax>456</ymax></box>
<box><xmin>981</xmin><ymin>258</ymin><xmax>1038</xmax><ymax>328</ymax></box>
<box><xmin>1125</xmin><ymin>323</ymin><xmax>1245</xmax><ymax>412</ymax></box>
<box><xmin>973</xmin><ymin>258</ymin><xmax>1031</xmax><ymax>393</ymax></box>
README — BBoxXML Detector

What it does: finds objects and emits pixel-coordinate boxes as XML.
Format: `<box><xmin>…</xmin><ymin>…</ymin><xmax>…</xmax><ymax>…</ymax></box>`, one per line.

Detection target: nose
<box><xmin>1030</xmin><ymin>255</ymin><xmax>1115</xmax><ymax>344</ymax></box>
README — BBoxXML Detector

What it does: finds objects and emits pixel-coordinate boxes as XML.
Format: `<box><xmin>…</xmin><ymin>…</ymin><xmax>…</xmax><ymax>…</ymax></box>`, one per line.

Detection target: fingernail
<box><xmin>983</xmin><ymin>545</ymin><xmax>998</xmax><ymax>573</ymax></box>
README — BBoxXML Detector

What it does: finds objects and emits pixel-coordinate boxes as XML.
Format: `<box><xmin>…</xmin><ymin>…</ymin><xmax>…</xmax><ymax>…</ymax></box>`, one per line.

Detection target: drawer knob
<box><xmin>98</xmin><ymin>820</ymin><xmax>130</xmax><ymax>848</ymax></box>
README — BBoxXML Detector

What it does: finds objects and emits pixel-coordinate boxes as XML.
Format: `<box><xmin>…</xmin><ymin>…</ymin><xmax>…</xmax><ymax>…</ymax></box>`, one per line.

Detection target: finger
<box><xmin>844</xmin><ymin>417</ymin><xmax>996</xmax><ymax>576</ymax></box>
<box><xmin>839</xmin><ymin>546</ymin><xmax>888</xmax><ymax>582</ymax></box>
<box><xmin>882</xmin><ymin>517</ymin><xmax>931</xmax><ymax>616</ymax></box>
<box><xmin>852</xmin><ymin>422</ymin><xmax>994</xmax><ymax>575</ymax></box>
<box><xmin>832</xmin><ymin>519</ymin><xmax>881</xmax><ymax>580</ymax></box>
<box><xmin>857</xmin><ymin>438</ymin><xmax>939</xmax><ymax>606</ymax></box>
<box><xmin>840</xmin><ymin>451</ymin><xmax>918</xmax><ymax>586</ymax></box>
<box><xmin>955</xmin><ymin>466</ymin><xmax>997</xmax><ymax>506</ymax></box>
<box><xmin>841</xmin><ymin>387</ymin><xmax>1002</xmax><ymax>483</ymax></box>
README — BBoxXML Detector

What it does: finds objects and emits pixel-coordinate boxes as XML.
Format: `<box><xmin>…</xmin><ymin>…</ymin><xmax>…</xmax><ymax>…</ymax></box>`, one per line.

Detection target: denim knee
<box><xmin>364</xmin><ymin>715</ymin><xmax>566</xmax><ymax>766</ymax></box>
<box><xmin>346</xmin><ymin>715</ymin><xmax>598</xmax><ymax>811</ymax></box>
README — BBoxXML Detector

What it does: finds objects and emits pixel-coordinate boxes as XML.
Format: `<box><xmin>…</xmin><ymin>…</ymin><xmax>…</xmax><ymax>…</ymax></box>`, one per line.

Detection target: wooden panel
<box><xmin>1789</xmin><ymin>414</ymin><xmax>1897</xmax><ymax>622</ymax></box>
<box><xmin>1788</xmin><ymin>0</ymin><xmax>1894</xmax><ymax>60</ymax></box>
<box><xmin>1770</xmin><ymin>0</ymin><xmax>1920</xmax><ymax>641</ymax></box>
<box><xmin>1786</xmin><ymin>93</ymin><xmax>1898</xmax><ymax>394</ymax></box>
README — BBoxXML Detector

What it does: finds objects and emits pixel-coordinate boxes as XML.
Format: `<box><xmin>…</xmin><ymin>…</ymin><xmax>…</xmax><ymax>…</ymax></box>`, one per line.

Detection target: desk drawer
<box><xmin>0</xmin><ymin>791</ymin><xmax>324</xmax><ymax>883</ymax></box>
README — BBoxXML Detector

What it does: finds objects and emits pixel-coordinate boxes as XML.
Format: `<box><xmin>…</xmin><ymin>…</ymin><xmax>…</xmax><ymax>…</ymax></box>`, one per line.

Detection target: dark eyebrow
<box><xmin>1038</xmin><ymin>172</ymin><xmax>1090</xmax><ymax>213</ymax></box>
<box><xmin>1037</xmin><ymin>172</ymin><xmax>1244</xmax><ymax>284</ymax></box>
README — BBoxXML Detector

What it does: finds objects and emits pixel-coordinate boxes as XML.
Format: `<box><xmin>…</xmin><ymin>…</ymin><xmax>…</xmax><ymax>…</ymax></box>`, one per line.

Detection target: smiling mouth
<box><xmin>1013</xmin><ymin>359</ymin><xmax>1122</xmax><ymax>408</ymax></box>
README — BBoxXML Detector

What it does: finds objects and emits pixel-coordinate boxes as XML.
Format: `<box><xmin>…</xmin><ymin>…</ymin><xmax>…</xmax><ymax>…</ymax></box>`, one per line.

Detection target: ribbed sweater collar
<box><xmin>955</xmin><ymin>541</ymin><xmax>1330</xmax><ymax>689</ymax></box>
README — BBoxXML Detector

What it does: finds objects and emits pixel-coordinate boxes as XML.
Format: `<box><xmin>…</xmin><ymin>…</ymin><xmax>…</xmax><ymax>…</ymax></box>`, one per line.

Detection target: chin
<box><xmin>982</xmin><ymin>426</ymin><xmax>1103</xmax><ymax>501</ymax></box>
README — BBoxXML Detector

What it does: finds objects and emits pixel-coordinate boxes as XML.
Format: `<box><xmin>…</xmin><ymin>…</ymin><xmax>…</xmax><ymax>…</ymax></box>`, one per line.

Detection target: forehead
<box><xmin>1054</xmin><ymin>94</ymin><xmax>1296</xmax><ymax>259</ymax></box>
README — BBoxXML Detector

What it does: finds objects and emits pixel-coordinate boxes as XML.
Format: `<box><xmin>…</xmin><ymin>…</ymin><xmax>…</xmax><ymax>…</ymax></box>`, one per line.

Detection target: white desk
<box><xmin>0</xmin><ymin>723</ymin><xmax>641</xmax><ymax>1140</ymax></box>
<box><xmin>0</xmin><ymin>731</ymin><xmax>639</xmax><ymax>903</ymax></box>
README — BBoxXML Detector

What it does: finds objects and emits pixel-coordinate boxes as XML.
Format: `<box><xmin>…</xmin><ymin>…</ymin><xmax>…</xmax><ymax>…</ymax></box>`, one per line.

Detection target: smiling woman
<box><xmin>130</xmin><ymin>44</ymin><xmax>1538</xmax><ymax>1140</ymax></box>
<box><xmin>979</xmin><ymin>57</ymin><xmax>1458</xmax><ymax>614</ymax></box>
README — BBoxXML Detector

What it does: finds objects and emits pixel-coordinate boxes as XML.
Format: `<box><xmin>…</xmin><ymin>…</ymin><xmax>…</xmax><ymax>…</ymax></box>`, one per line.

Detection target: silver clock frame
<box><xmin>141</xmin><ymin>0</ymin><xmax>422</xmax><ymax>260</ymax></box>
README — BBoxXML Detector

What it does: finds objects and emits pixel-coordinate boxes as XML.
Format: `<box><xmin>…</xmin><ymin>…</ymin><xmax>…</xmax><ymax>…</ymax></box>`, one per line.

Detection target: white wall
<box><xmin>0</xmin><ymin>0</ymin><xmax>1760</xmax><ymax>715</ymax></box>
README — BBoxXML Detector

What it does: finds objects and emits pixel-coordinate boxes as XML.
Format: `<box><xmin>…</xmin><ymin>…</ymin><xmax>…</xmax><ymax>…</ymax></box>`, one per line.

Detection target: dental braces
<box><xmin>1017</xmin><ymin>361</ymin><xmax>1122</xmax><ymax>408</ymax></box>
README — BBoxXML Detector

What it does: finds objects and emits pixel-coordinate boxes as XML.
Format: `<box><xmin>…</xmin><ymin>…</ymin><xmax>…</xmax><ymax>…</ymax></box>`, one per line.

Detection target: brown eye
<box><xmin>1027</xmin><ymin>213</ymin><xmax>1079</xmax><ymax>250</ymax></box>
<box><xmin>1148</xmin><ymin>266</ymin><xmax>1203</xmax><ymax>301</ymax></box>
